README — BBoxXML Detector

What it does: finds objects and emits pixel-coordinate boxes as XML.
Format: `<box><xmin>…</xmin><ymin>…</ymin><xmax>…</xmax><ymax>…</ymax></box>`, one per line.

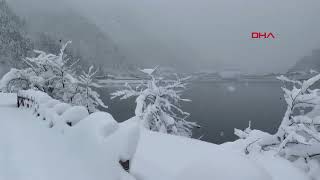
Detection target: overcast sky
<box><xmin>10</xmin><ymin>0</ymin><xmax>320</xmax><ymax>73</ymax></box>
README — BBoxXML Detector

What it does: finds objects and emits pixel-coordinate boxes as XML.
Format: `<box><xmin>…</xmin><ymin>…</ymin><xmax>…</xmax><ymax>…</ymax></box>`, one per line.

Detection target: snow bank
<box><xmin>38</xmin><ymin>99</ymin><xmax>60</xmax><ymax>118</ymax></box>
<box><xmin>220</xmin><ymin>140</ymin><xmax>309</xmax><ymax>180</ymax></box>
<box><xmin>61</xmin><ymin>106</ymin><xmax>89</xmax><ymax>126</ymax></box>
<box><xmin>174</xmin><ymin>156</ymin><xmax>269</xmax><ymax>180</ymax></box>
<box><xmin>18</xmin><ymin>90</ymin><xmax>90</xmax><ymax>128</ymax></box>
<box><xmin>52</xmin><ymin>103</ymin><xmax>71</xmax><ymax>115</ymax></box>
<box><xmin>117</xmin><ymin>120</ymin><xmax>141</xmax><ymax>162</ymax></box>
<box><xmin>71</xmin><ymin>112</ymin><xmax>119</xmax><ymax>141</ymax></box>
<box><xmin>10</xmin><ymin>91</ymin><xmax>140</xmax><ymax>180</ymax></box>
<box><xmin>0</xmin><ymin>93</ymin><xmax>138</xmax><ymax>180</ymax></box>
<box><xmin>65</xmin><ymin>114</ymin><xmax>140</xmax><ymax>180</ymax></box>
<box><xmin>131</xmin><ymin>127</ymin><xmax>269</xmax><ymax>180</ymax></box>
<box><xmin>18</xmin><ymin>89</ymin><xmax>51</xmax><ymax>106</ymax></box>
<box><xmin>130</xmin><ymin>123</ymin><xmax>313</xmax><ymax>180</ymax></box>
<box><xmin>222</xmin><ymin>130</ymin><xmax>312</xmax><ymax>180</ymax></box>
<box><xmin>43</xmin><ymin>108</ymin><xmax>59</xmax><ymax>127</ymax></box>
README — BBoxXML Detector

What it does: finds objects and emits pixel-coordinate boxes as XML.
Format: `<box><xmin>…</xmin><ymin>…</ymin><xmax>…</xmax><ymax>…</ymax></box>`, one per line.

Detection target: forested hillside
<box><xmin>1</xmin><ymin>0</ymin><xmax>128</xmax><ymax>75</ymax></box>
<box><xmin>0</xmin><ymin>0</ymin><xmax>33</xmax><ymax>71</ymax></box>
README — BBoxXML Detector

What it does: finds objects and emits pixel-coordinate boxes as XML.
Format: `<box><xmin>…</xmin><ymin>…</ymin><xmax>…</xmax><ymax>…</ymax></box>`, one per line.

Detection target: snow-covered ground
<box><xmin>0</xmin><ymin>93</ymin><xmax>316</xmax><ymax>180</ymax></box>
<box><xmin>129</xmin><ymin>119</ymin><xmax>310</xmax><ymax>180</ymax></box>
<box><xmin>0</xmin><ymin>93</ymin><xmax>137</xmax><ymax>180</ymax></box>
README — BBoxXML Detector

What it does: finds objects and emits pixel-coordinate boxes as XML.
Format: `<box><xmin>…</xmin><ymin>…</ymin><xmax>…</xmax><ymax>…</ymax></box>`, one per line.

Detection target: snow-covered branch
<box><xmin>239</xmin><ymin>74</ymin><xmax>320</xmax><ymax>162</ymax></box>
<box><xmin>74</xmin><ymin>65</ymin><xmax>108</xmax><ymax>113</ymax></box>
<box><xmin>111</xmin><ymin>69</ymin><xmax>198</xmax><ymax>137</ymax></box>
<box><xmin>0</xmin><ymin>42</ymin><xmax>106</xmax><ymax>112</ymax></box>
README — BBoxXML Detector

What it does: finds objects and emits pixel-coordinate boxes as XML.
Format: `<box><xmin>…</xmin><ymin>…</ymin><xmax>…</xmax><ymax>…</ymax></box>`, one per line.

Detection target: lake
<box><xmin>97</xmin><ymin>81</ymin><xmax>287</xmax><ymax>144</ymax></box>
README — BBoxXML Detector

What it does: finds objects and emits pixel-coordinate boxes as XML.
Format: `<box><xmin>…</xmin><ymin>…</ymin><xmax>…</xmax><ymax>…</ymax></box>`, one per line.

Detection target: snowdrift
<box><xmin>14</xmin><ymin>90</ymin><xmax>140</xmax><ymax>180</ymax></box>
<box><xmin>130</xmin><ymin>127</ymin><xmax>311</xmax><ymax>180</ymax></box>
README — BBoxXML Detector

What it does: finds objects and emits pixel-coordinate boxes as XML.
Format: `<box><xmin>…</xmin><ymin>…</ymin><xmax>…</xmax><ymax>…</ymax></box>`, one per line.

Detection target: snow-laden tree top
<box><xmin>112</xmin><ymin>68</ymin><xmax>198</xmax><ymax>137</ymax></box>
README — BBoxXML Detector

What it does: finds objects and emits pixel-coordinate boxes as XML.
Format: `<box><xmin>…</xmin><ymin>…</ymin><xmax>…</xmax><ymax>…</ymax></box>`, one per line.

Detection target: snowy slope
<box><xmin>129</xmin><ymin>117</ymin><xmax>310</xmax><ymax>180</ymax></box>
<box><xmin>131</xmin><ymin>129</ymin><xmax>268</xmax><ymax>180</ymax></box>
<box><xmin>0</xmin><ymin>93</ymin><xmax>136</xmax><ymax>180</ymax></box>
<box><xmin>222</xmin><ymin>139</ymin><xmax>310</xmax><ymax>180</ymax></box>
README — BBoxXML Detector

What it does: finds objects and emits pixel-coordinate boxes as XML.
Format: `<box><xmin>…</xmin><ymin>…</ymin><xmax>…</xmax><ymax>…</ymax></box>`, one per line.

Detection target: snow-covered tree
<box><xmin>0</xmin><ymin>68</ymin><xmax>34</xmax><ymax>92</ymax></box>
<box><xmin>74</xmin><ymin>65</ymin><xmax>108</xmax><ymax>113</ymax></box>
<box><xmin>262</xmin><ymin>75</ymin><xmax>320</xmax><ymax>158</ymax></box>
<box><xmin>21</xmin><ymin>41</ymin><xmax>79</xmax><ymax>101</ymax></box>
<box><xmin>111</xmin><ymin>67</ymin><xmax>198</xmax><ymax>137</ymax></box>
<box><xmin>237</xmin><ymin>74</ymin><xmax>320</xmax><ymax>168</ymax></box>
<box><xmin>1</xmin><ymin>42</ymin><xmax>79</xmax><ymax>102</ymax></box>
<box><xmin>1</xmin><ymin>41</ymin><xmax>110</xmax><ymax>112</ymax></box>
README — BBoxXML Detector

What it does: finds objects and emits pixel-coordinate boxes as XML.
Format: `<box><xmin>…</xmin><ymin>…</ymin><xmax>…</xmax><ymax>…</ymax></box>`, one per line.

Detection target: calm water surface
<box><xmin>98</xmin><ymin>81</ymin><xmax>287</xmax><ymax>144</ymax></box>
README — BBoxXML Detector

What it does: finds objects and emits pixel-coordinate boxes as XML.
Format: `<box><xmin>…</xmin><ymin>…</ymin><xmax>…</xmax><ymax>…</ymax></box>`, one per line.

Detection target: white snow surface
<box><xmin>61</xmin><ymin>106</ymin><xmax>89</xmax><ymax>125</ymax></box>
<box><xmin>131</xmin><ymin>128</ymin><xmax>270</xmax><ymax>180</ymax></box>
<box><xmin>52</xmin><ymin>103</ymin><xmax>71</xmax><ymax>115</ymax></box>
<box><xmin>222</xmin><ymin>139</ymin><xmax>310</xmax><ymax>180</ymax></box>
<box><xmin>0</xmin><ymin>92</ymin><xmax>315</xmax><ymax>180</ymax></box>
<box><xmin>0</xmin><ymin>93</ymin><xmax>137</xmax><ymax>180</ymax></box>
<box><xmin>70</xmin><ymin>111</ymin><xmax>119</xmax><ymax>141</ymax></box>
<box><xmin>129</xmin><ymin>116</ymin><xmax>312</xmax><ymax>180</ymax></box>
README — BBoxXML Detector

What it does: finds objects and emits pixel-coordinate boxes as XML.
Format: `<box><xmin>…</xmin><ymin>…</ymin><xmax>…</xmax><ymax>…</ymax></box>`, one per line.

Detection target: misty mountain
<box><xmin>288</xmin><ymin>49</ymin><xmax>320</xmax><ymax>73</ymax></box>
<box><xmin>0</xmin><ymin>0</ymin><xmax>33</xmax><ymax>71</ymax></box>
<box><xmin>8</xmin><ymin>0</ymin><xmax>127</xmax><ymax>70</ymax></box>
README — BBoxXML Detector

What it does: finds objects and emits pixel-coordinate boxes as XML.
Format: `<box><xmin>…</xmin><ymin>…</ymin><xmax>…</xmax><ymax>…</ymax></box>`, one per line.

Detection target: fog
<box><xmin>9</xmin><ymin>0</ymin><xmax>320</xmax><ymax>73</ymax></box>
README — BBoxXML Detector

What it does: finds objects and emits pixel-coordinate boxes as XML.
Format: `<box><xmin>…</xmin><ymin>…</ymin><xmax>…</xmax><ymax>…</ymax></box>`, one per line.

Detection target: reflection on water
<box><xmin>97</xmin><ymin>81</ymin><xmax>287</xmax><ymax>144</ymax></box>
